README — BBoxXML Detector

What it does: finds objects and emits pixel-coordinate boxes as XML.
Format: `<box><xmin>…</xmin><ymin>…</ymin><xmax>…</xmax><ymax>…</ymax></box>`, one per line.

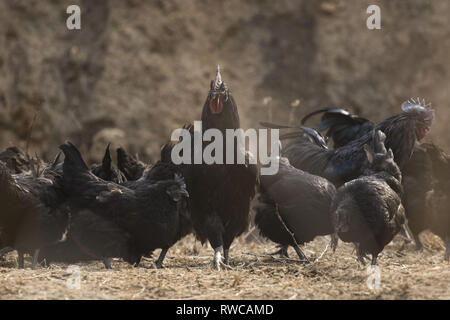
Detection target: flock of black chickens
<box><xmin>0</xmin><ymin>66</ymin><xmax>448</xmax><ymax>273</ymax></box>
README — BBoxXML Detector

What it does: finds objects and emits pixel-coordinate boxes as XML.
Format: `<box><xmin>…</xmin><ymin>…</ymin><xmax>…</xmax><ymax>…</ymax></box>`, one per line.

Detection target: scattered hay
<box><xmin>0</xmin><ymin>232</ymin><xmax>448</xmax><ymax>300</ymax></box>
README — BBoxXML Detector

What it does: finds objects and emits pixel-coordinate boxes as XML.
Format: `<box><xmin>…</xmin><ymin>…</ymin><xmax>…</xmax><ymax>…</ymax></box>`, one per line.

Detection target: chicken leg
<box><xmin>103</xmin><ymin>258</ymin><xmax>112</xmax><ymax>269</ymax></box>
<box><xmin>330</xmin><ymin>233</ymin><xmax>339</xmax><ymax>252</ymax></box>
<box><xmin>223</xmin><ymin>248</ymin><xmax>229</xmax><ymax>265</ymax></box>
<box><xmin>293</xmin><ymin>245</ymin><xmax>309</xmax><ymax>263</ymax></box>
<box><xmin>0</xmin><ymin>246</ymin><xmax>14</xmax><ymax>258</ymax></box>
<box><xmin>18</xmin><ymin>250</ymin><xmax>24</xmax><ymax>269</ymax></box>
<box><xmin>269</xmin><ymin>245</ymin><xmax>289</xmax><ymax>258</ymax></box>
<box><xmin>31</xmin><ymin>249</ymin><xmax>40</xmax><ymax>269</ymax></box>
<box><xmin>413</xmin><ymin>234</ymin><xmax>423</xmax><ymax>251</ymax></box>
<box><xmin>155</xmin><ymin>248</ymin><xmax>168</xmax><ymax>268</ymax></box>
<box><xmin>371</xmin><ymin>254</ymin><xmax>378</xmax><ymax>266</ymax></box>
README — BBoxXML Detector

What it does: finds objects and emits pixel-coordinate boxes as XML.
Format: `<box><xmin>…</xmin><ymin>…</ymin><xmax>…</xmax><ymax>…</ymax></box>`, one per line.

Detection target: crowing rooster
<box><xmin>171</xmin><ymin>66</ymin><xmax>258</xmax><ymax>270</ymax></box>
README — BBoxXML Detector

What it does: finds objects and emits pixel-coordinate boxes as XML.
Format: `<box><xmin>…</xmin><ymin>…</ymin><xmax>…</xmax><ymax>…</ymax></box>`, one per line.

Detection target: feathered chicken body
<box><xmin>175</xmin><ymin>66</ymin><xmax>257</xmax><ymax>269</ymax></box>
<box><xmin>415</xmin><ymin>143</ymin><xmax>450</xmax><ymax>259</ymax></box>
<box><xmin>401</xmin><ymin>144</ymin><xmax>434</xmax><ymax>249</ymax></box>
<box><xmin>0</xmin><ymin>160</ymin><xmax>69</xmax><ymax>268</ymax></box>
<box><xmin>331</xmin><ymin>131</ymin><xmax>407</xmax><ymax>265</ymax></box>
<box><xmin>90</xmin><ymin>144</ymin><xmax>126</xmax><ymax>183</ymax></box>
<box><xmin>282</xmin><ymin>99</ymin><xmax>434</xmax><ymax>186</ymax></box>
<box><xmin>254</xmin><ymin>156</ymin><xmax>336</xmax><ymax>260</ymax></box>
<box><xmin>58</xmin><ymin>142</ymin><xmax>189</xmax><ymax>267</ymax></box>
<box><xmin>0</xmin><ymin>146</ymin><xmax>37</xmax><ymax>174</ymax></box>
<box><xmin>116</xmin><ymin>147</ymin><xmax>147</xmax><ymax>181</ymax></box>
<box><xmin>301</xmin><ymin>105</ymin><xmax>448</xmax><ymax>259</ymax></box>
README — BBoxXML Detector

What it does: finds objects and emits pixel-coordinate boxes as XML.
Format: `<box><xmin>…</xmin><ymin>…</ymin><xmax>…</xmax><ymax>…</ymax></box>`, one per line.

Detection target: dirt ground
<box><xmin>0</xmin><ymin>231</ymin><xmax>448</xmax><ymax>300</ymax></box>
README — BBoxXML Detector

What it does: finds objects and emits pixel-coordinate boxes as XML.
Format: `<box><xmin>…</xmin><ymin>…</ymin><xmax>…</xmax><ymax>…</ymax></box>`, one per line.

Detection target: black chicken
<box><xmin>254</xmin><ymin>155</ymin><xmax>336</xmax><ymax>261</ymax></box>
<box><xmin>58</xmin><ymin>142</ymin><xmax>189</xmax><ymax>268</ymax></box>
<box><xmin>91</xmin><ymin>143</ymin><xmax>126</xmax><ymax>183</ymax></box>
<box><xmin>171</xmin><ymin>66</ymin><xmax>258</xmax><ymax>269</ymax></box>
<box><xmin>0</xmin><ymin>146</ymin><xmax>36</xmax><ymax>174</ymax></box>
<box><xmin>117</xmin><ymin>143</ymin><xmax>193</xmax><ymax>267</ymax></box>
<box><xmin>403</xmin><ymin>143</ymin><xmax>450</xmax><ymax>259</ymax></box>
<box><xmin>331</xmin><ymin>130</ymin><xmax>409</xmax><ymax>265</ymax></box>
<box><xmin>267</xmin><ymin>99</ymin><xmax>434</xmax><ymax>186</ymax></box>
<box><xmin>401</xmin><ymin>144</ymin><xmax>434</xmax><ymax>250</ymax></box>
<box><xmin>37</xmin><ymin>145</ymin><xmax>155</xmax><ymax>268</ymax></box>
<box><xmin>424</xmin><ymin>144</ymin><xmax>450</xmax><ymax>260</ymax></box>
<box><xmin>117</xmin><ymin>147</ymin><xmax>147</xmax><ymax>181</ymax></box>
<box><xmin>0</xmin><ymin>158</ymin><xmax>69</xmax><ymax>268</ymax></box>
<box><xmin>301</xmin><ymin>105</ymin><xmax>449</xmax><ymax>258</ymax></box>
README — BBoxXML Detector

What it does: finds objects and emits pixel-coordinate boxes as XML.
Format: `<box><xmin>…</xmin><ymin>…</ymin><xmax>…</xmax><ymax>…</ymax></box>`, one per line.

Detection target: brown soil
<box><xmin>1</xmin><ymin>0</ymin><xmax>450</xmax><ymax>162</ymax></box>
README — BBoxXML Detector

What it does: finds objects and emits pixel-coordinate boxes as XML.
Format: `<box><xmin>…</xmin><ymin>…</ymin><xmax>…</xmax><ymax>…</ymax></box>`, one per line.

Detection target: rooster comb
<box><xmin>210</xmin><ymin>64</ymin><xmax>224</xmax><ymax>91</ymax></box>
<box><xmin>402</xmin><ymin>97</ymin><xmax>432</xmax><ymax>110</ymax></box>
<box><xmin>215</xmin><ymin>65</ymin><xmax>222</xmax><ymax>89</ymax></box>
<box><xmin>401</xmin><ymin>97</ymin><xmax>434</xmax><ymax>125</ymax></box>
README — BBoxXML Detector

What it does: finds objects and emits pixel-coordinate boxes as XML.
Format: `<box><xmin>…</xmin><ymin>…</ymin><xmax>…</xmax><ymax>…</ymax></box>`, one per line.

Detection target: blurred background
<box><xmin>0</xmin><ymin>0</ymin><xmax>448</xmax><ymax>164</ymax></box>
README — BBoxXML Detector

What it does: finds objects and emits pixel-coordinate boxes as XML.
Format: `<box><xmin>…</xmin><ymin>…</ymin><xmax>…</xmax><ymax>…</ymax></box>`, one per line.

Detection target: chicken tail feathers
<box><xmin>102</xmin><ymin>143</ymin><xmax>112</xmax><ymax>173</ymax></box>
<box><xmin>303</xmin><ymin>108</ymin><xmax>373</xmax><ymax>148</ymax></box>
<box><xmin>300</xmin><ymin>108</ymin><xmax>337</xmax><ymax>125</ymax></box>
<box><xmin>117</xmin><ymin>147</ymin><xmax>135</xmax><ymax>172</ymax></box>
<box><xmin>59</xmin><ymin>141</ymin><xmax>89</xmax><ymax>173</ymax></box>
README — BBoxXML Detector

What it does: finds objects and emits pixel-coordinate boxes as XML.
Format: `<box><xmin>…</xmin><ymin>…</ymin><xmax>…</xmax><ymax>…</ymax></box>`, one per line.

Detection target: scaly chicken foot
<box><xmin>269</xmin><ymin>245</ymin><xmax>289</xmax><ymax>258</ymax></box>
<box><xmin>210</xmin><ymin>246</ymin><xmax>233</xmax><ymax>271</ymax></box>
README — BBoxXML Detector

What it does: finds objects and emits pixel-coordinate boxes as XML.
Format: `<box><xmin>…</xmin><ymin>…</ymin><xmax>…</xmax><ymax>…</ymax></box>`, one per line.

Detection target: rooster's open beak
<box><xmin>209</xmin><ymin>95</ymin><xmax>223</xmax><ymax>114</ymax></box>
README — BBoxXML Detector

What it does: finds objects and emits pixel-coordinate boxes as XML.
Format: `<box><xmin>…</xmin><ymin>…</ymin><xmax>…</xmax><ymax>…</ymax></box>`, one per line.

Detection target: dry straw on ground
<box><xmin>0</xmin><ymin>231</ymin><xmax>448</xmax><ymax>300</ymax></box>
